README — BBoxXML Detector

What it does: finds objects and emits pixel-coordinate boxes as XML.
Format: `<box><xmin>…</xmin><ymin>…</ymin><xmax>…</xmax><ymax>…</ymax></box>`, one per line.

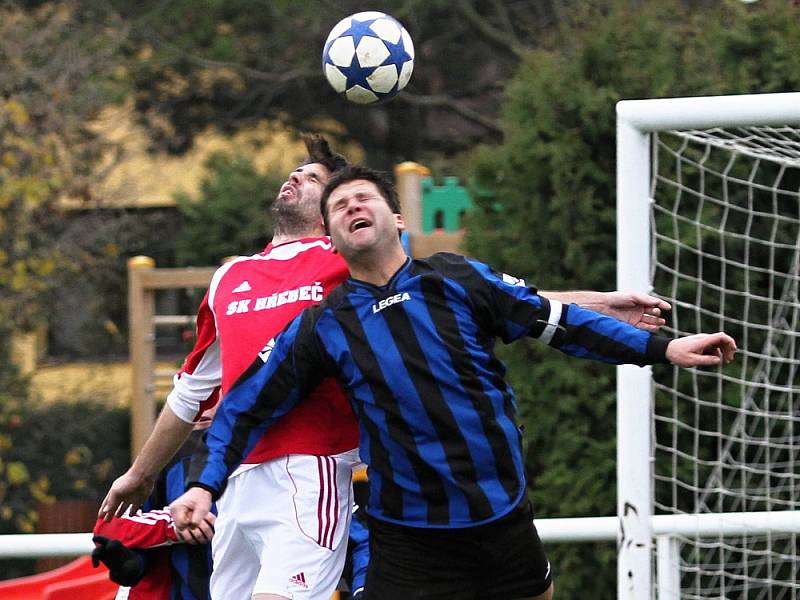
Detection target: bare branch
<box><xmin>491</xmin><ymin>0</ymin><xmax>522</xmax><ymax>47</ymax></box>
<box><xmin>142</xmin><ymin>30</ymin><xmax>318</xmax><ymax>85</ymax></box>
<box><xmin>399</xmin><ymin>92</ymin><xmax>503</xmax><ymax>136</ymax></box>
<box><xmin>455</xmin><ymin>0</ymin><xmax>527</xmax><ymax>59</ymax></box>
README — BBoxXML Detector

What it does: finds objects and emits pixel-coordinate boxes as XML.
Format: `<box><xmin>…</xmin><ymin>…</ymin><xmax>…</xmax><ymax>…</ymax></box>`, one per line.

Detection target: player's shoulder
<box><xmin>260</xmin><ymin>237</ymin><xmax>348</xmax><ymax>278</ymax></box>
<box><xmin>264</xmin><ymin>237</ymin><xmax>340</xmax><ymax>261</ymax></box>
<box><xmin>211</xmin><ymin>252</ymin><xmax>261</xmax><ymax>278</ymax></box>
<box><xmin>312</xmin><ymin>282</ymin><xmax>350</xmax><ymax>313</ymax></box>
<box><xmin>214</xmin><ymin>239</ymin><xmax>344</xmax><ymax>278</ymax></box>
<box><xmin>413</xmin><ymin>252</ymin><xmax>477</xmax><ymax>276</ymax></box>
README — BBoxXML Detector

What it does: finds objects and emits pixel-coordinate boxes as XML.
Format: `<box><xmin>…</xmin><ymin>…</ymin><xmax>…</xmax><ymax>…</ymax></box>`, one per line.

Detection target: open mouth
<box><xmin>350</xmin><ymin>218</ymin><xmax>371</xmax><ymax>233</ymax></box>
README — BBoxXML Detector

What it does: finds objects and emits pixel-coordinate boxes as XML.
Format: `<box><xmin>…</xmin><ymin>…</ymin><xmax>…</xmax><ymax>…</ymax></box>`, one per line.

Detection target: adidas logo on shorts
<box><xmin>289</xmin><ymin>572</ymin><xmax>308</xmax><ymax>588</ymax></box>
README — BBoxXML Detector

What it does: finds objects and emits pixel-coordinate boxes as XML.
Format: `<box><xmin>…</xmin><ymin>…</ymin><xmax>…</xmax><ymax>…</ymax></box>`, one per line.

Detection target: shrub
<box><xmin>0</xmin><ymin>396</ymin><xmax>129</xmax><ymax>579</ymax></box>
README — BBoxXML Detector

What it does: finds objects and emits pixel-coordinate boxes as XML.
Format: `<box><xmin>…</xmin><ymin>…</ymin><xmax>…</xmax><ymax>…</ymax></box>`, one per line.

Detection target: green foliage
<box><xmin>174</xmin><ymin>152</ymin><xmax>281</xmax><ymax>266</ymax></box>
<box><xmin>0</xmin><ymin>394</ymin><xmax>129</xmax><ymax>579</ymax></box>
<box><xmin>0</xmin><ymin>3</ymin><xmax>126</xmax><ymax>350</ymax></box>
<box><xmin>465</xmin><ymin>0</ymin><xmax>800</xmax><ymax>595</ymax></box>
<box><xmin>0</xmin><ymin>398</ymin><xmax>129</xmax><ymax>535</ymax></box>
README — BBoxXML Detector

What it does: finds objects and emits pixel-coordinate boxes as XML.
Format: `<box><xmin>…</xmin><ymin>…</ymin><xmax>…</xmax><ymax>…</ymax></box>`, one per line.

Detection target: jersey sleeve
<box><xmin>187</xmin><ymin>309</ymin><xmax>333</xmax><ymax>499</ymax></box>
<box><xmin>462</xmin><ymin>256</ymin><xmax>670</xmax><ymax>366</ymax></box>
<box><xmin>348</xmin><ymin>511</ymin><xmax>370</xmax><ymax>594</ymax></box>
<box><xmin>93</xmin><ymin>509</ymin><xmax>178</xmax><ymax>549</ymax></box>
<box><xmin>166</xmin><ymin>289</ymin><xmax>222</xmax><ymax>423</ymax></box>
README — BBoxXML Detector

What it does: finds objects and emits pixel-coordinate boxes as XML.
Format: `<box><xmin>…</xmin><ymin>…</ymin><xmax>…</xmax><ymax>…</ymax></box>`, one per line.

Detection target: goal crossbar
<box><xmin>617</xmin><ymin>92</ymin><xmax>800</xmax><ymax>132</ymax></box>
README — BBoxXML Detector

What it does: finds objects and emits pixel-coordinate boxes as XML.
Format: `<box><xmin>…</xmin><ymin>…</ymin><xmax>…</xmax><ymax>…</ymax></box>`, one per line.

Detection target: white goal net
<box><xmin>616</xmin><ymin>94</ymin><xmax>800</xmax><ymax>600</ymax></box>
<box><xmin>651</xmin><ymin>126</ymin><xmax>799</xmax><ymax>599</ymax></box>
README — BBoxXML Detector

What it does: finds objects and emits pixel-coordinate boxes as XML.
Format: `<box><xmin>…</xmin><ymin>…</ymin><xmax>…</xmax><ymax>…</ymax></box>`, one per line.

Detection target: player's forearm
<box><xmin>540</xmin><ymin>290</ymin><xmax>606</xmax><ymax>309</ymax></box>
<box><xmin>558</xmin><ymin>303</ymin><xmax>670</xmax><ymax>366</ymax></box>
<box><xmin>129</xmin><ymin>405</ymin><xmax>195</xmax><ymax>481</ymax></box>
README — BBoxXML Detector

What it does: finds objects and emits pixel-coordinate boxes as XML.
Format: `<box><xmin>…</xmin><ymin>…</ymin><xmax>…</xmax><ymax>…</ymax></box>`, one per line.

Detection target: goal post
<box><xmin>616</xmin><ymin>92</ymin><xmax>800</xmax><ymax>600</ymax></box>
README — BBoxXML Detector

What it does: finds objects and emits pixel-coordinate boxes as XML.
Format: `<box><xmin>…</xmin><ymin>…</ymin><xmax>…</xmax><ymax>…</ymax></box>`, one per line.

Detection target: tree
<box><xmin>174</xmin><ymin>152</ymin><xmax>281</xmax><ymax>267</ymax></box>
<box><xmin>101</xmin><ymin>0</ymin><xmax>593</xmax><ymax>166</ymax></box>
<box><xmin>0</xmin><ymin>2</ymin><xmax>128</xmax><ymax>339</ymax></box>
<box><xmin>465</xmin><ymin>1</ymin><xmax>800</xmax><ymax>595</ymax></box>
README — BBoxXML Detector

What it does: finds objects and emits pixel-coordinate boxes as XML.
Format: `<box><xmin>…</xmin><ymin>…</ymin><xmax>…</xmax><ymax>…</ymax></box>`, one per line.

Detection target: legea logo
<box><xmin>372</xmin><ymin>292</ymin><xmax>411</xmax><ymax>314</ymax></box>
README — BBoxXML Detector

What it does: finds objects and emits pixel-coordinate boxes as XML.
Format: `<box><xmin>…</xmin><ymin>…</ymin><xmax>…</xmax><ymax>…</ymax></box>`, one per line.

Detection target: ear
<box><xmin>394</xmin><ymin>214</ymin><xmax>405</xmax><ymax>231</ymax></box>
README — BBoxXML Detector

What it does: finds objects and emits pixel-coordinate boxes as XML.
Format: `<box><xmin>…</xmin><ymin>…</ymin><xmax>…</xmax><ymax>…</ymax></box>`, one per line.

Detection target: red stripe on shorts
<box><xmin>323</xmin><ymin>456</ymin><xmax>334</xmax><ymax>548</ymax></box>
<box><xmin>315</xmin><ymin>456</ymin><xmax>340</xmax><ymax>549</ymax></box>
<box><xmin>330</xmin><ymin>457</ymin><xmax>339</xmax><ymax>547</ymax></box>
<box><xmin>316</xmin><ymin>456</ymin><xmax>326</xmax><ymax>546</ymax></box>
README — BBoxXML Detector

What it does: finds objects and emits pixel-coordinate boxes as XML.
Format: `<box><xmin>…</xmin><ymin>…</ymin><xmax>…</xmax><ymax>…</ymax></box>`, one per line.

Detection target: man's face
<box><xmin>325</xmin><ymin>179</ymin><xmax>404</xmax><ymax>257</ymax></box>
<box><xmin>271</xmin><ymin>162</ymin><xmax>331</xmax><ymax>227</ymax></box>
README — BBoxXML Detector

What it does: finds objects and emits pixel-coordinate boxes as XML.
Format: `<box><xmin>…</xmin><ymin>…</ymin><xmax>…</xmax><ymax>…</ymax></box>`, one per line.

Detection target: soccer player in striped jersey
<box><xmin>172</xmin><ymin>164</ymin><xmax>736</xmax><ymax>599</ymax></box>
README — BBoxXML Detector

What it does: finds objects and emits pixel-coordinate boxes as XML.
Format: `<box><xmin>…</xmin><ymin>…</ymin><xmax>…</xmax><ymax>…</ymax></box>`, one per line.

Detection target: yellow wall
<box><xmin>59</xmin><ymin>101</ymin><xmax>363</xmax><ymax>209</ymax></box>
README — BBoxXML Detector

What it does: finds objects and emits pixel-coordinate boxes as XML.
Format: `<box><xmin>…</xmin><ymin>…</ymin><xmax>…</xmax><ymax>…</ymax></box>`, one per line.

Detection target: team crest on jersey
<box><xmin>258</xmin><ymin>338</ymin><xmax>276</xmax><ymax>363</ymax></box>
<box><xmin>502</xmin><ymin>273</ymin><xmax>526</xmax><ymax>287</ymax></box>
<box><xmin>372</xmin><ymin>292</ymin><xmax>411</xmax><ymax>314</ymax></box>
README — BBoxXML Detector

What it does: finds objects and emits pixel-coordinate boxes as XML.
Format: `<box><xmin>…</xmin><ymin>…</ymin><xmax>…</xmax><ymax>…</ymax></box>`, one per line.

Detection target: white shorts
<box><xmin>210</xmin><ymin>449</ymin><xmax>361</xmax><ymax>600</ymax></box>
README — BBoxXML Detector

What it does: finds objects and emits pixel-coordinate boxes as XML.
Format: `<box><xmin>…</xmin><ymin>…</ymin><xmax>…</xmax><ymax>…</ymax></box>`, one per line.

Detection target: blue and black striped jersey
<box><xmin>190</xmin><ymin>253</ymin><xmax>669</xmax><ymax>528</ymax></box>
<box><xmin>161</xmin><ymin>433</ymin><xmax>214</xmax><ymax>600</ymax></box>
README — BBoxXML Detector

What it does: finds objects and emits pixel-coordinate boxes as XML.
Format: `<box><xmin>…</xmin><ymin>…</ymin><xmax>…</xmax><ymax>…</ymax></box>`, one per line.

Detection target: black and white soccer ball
<box><xmin>322</xmin><ymin>11</ymin><xmax>414</xmax><ymax>104</ymax></box>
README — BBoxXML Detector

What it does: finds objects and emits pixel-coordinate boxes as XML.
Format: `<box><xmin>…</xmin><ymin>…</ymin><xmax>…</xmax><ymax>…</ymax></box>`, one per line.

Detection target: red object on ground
<box><xmin>0</xmin><ymin>556</ymin><xmax>117</xmax><ymax>600</ymax></box>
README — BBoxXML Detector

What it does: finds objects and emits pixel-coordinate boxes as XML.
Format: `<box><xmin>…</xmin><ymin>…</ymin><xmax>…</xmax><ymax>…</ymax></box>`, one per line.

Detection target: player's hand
<box><xmin>665</xmin><ymin>333</ymin><xmax>737</xmax><ymax>367</ymax></box>
<box><xmin>91</xmin><ymin>535</ymin><xmax>145</xmax><ymax>586</ymax></box>
<box><xmin>170</xmin><ymin>487</ymin><xmax>214</xmax><ymax>543</ymax></box>
<box><xmin>99</xmin><ymin>470</ymin><xmax>156</xmax><ymax>522</ymax></box>
<box><xmin>603</xmin><ymin>291</ymin><xmax>672</xmax><ymax>332</ymax></box>
<box><xmin>174</xmin><ymin>511</ymin><xmax>216</xmax><ymax>545</ymax></box>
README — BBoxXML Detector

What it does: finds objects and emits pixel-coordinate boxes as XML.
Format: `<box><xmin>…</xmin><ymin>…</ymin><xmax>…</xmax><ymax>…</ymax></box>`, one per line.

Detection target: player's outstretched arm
<box><xmin>542</xmin><ymin>290</ymin><xmax>671</xmax><ymax>332</ymax></box>
<box><xmin>665</xmin><ymin>332</ymin><xmax>737</xmax><ymax>367</ymax></box>
<box><xmin>170</xmin><ymin>487</ymin><xmax>215</xmax><ymax>544</ymax></box>
<box><xmin>99</xmin><ymin>406</ymin><xmax>195</xmax><ymax>521</ymax></box>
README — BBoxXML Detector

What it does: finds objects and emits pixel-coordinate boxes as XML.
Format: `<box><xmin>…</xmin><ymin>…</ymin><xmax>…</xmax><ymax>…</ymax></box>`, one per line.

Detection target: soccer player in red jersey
<box><xmin>101</xmin><ymin>135</ymin><xmax>360</xmax><ymax>600</ymax></box>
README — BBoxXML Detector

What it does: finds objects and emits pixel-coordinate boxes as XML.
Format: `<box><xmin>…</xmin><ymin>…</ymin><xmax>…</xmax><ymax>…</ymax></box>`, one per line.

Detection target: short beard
<box><xmin>270</xmin><ymin>201</ymin><xmax>322</xmax><ymax>239</ymax></box>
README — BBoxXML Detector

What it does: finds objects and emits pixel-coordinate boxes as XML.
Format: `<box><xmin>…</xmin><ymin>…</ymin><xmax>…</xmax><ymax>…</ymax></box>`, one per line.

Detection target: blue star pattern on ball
<box><xmin>337</xmin><ymin>17</ymin><xmax>380</xmax><ymax>49</ymax></box>
<box><xmin>382</xmin><ymin>37</ymin><xmax>412</xmax><ymax>72</ymax></box>
<box><xmin>336</xmin><ymin>57</ymin><xmax>378</xmax><ymax>94</ymax></box>
<box><xmin>322</xmin><ymin>12</ymin><xmax>415</xmax><ymax>104</ymax></box>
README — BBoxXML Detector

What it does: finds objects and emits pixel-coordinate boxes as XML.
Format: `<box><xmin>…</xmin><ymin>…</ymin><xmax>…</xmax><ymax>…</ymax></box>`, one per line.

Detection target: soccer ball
<box><xmin>322</xmin><ymin>11</ymin><xmax>414</xmax><ymax>105</ymax></box>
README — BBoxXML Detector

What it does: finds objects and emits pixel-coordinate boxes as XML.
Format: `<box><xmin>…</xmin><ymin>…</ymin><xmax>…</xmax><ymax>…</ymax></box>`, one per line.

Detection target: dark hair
<box><xmin>320</xmin><ymin>164</ymin><xmax>401</xmax><ymax>232</ymax></box>
<box><xmin>301</xmin><ymin>133</ymin><xmax>348</xmax><ymax>174</ymax></box>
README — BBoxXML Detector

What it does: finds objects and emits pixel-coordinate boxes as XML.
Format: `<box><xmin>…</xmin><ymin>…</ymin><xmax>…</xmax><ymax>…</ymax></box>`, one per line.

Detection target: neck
<box><xmin>270</xmin><ymin>224</ymin><xmax>326</xmax><ymax>246</ymax></box>
<box><xmin>346</xmin><ymin>242</ymin><xmax>408</xmax><ymax>286</ymax></box>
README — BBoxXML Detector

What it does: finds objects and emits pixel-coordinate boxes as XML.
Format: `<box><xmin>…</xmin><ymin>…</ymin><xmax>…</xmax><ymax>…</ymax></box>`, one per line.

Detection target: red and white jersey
<box><xmin>166</xmin><ymin>237</ymin><xmax>358</xmax><ymax>463</ymax></box>
<box><xmin>93</xmin><ymin>509</ymin><xmax>179</xmax><ymax>548</ymax></box>
<box><xmin>93</xmin><ymin>511</ymin><xmax>174</xmax><ymax>600</ymax></box>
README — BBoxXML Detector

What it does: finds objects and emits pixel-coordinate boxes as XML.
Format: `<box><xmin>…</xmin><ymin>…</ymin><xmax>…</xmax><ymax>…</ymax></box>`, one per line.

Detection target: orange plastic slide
<box><xmin>0</xmin><ymin>556</ymin><xmax>117</xmax><ymax>600</ymax></box>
